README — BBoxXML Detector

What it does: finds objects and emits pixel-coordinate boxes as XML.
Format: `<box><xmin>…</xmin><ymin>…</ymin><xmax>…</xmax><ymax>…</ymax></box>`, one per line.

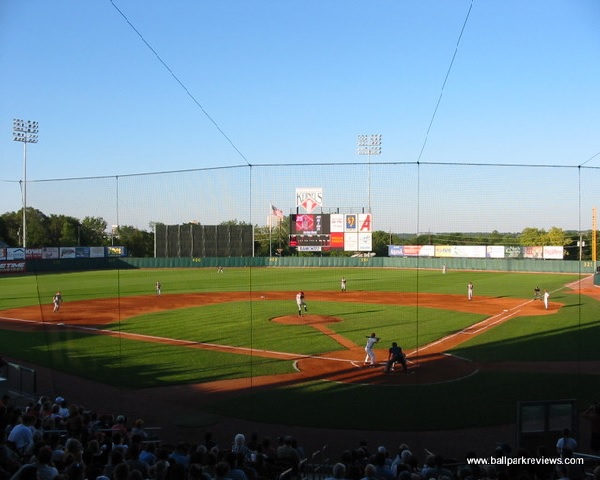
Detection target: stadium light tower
<box><xmin>13</xmin><ymin>119</ymin><xmax>39</xmax><ymax>249</ymax></box>
<box><xmin>357</xmin><ymin>134</ymin><xmax>381</xmax><ymax>213</ymax></box>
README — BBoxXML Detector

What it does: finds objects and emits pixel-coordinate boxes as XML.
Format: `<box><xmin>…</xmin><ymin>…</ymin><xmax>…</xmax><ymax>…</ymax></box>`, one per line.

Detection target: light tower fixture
<box><xmin>13</xmin><ymin>118</ymin><xmax>39</xmax><ymax>249</ymax></box>
<box><xmin>357</xmin><ymin>134</ymin><xmax>382</xmax><ymax>213</ymax></box>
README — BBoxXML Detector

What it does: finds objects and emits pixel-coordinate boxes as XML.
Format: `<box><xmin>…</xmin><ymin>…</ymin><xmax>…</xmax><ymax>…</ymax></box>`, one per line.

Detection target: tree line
<box><xmin>0</xmin><ymin>209</ymin><xmax>595</xmax><ymax>259</ymax></box>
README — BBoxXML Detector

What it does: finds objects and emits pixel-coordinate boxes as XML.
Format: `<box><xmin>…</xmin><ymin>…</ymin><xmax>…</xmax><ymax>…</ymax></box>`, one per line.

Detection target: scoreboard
<box><xmin>289</xmin><ymin>213</ymin><xmax>372</xmax><ymax>252</ymax></box>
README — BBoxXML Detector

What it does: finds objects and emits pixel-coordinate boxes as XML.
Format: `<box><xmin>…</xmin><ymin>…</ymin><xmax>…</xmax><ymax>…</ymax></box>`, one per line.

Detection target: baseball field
<box><xmin>1</xmin><ymin>266</ymin><xmax>599</xmax><ymax>437</ymax></box>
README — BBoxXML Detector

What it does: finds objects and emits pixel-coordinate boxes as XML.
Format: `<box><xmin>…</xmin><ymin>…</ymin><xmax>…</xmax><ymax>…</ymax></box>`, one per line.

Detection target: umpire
<box><xmin>384</xmin><ymin>342</ymin><xmax>409</xmax><ymax>373</ymax></box>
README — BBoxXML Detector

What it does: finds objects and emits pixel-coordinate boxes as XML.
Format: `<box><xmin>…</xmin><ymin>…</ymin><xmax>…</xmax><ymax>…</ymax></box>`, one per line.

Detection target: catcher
<box><xmin>384</xmin><ymin>341</ymin><xmax>409</xmax><ymax>373</ymax></box>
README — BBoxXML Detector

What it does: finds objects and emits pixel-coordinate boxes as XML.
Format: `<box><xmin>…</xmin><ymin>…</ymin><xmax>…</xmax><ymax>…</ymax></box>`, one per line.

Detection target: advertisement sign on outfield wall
<box><xmin>505</xmin><ymin>246</ymin><xmax>523</xmax><ymax>258</ymax></box>
<box><xmin>402</xmin><ymin>245</ymin><xmax>435</xmax><ymax>257</ymax></box>
<box><xmin>42</xmin><ymin>247</ymin><xmax>59</xmax><ymax>259</ymax></box>
<box><xmin>486</xmin><ymin>246</ymin><xmax>505</xmax><ymax>258</ymax></box>
<box><xmin>523</xmin><ymin>246</ymin><xmax>543</xmax><ymax>259</ymax></box>
<box><xmin>7</xmin><ymin>248</ymin><xmax>25</xmax><ymax>260</ymax></box>
<box><xmin>0</xmin><ymin>261</ymin><xmax>26</xmax><ymax>274</ymax></box>
<box><xmin>543</xmin><ymin>246</ymin><xmax>564</xmax><ymax>259</ymax></box>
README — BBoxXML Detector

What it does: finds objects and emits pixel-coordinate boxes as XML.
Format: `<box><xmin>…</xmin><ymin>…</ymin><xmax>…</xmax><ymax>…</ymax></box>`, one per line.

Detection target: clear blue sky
<box><xmin>1</xmin><ymin>1</ymin><xmax>599</xmax><ymax>233</ymax></box>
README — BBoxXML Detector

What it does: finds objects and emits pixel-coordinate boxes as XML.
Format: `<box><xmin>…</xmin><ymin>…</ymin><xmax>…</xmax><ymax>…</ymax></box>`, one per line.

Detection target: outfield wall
<box><xmin>24</xmin><ymin>256</ymin><xmax>594</xmax><ymax>274</ymax></box>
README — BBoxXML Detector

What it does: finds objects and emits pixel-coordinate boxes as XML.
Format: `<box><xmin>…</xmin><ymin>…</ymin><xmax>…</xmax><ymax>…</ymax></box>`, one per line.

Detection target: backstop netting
<box><xmin>1</xmin><ymin>161</ymin><xmax>599</xmax><ymax>454</ymax></box>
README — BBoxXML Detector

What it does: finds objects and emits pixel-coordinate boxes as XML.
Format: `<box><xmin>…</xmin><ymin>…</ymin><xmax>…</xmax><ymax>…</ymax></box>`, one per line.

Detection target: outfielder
<box><xmin>296</xmin><ymin>291</ymin><xmax>307</xmax><ymax>316</ymax></box>
<box><xmin>364</xmin><ymin>332</ymin><xmax>380</xmax><ymax>366</ymax></box>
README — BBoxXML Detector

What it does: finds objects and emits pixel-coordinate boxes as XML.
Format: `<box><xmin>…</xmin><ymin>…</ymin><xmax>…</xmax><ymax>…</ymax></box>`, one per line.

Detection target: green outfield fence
<box><xmin>24</xmin><ymin>255</ymin><xmax>596</xmax><ymax>274</ymax></box>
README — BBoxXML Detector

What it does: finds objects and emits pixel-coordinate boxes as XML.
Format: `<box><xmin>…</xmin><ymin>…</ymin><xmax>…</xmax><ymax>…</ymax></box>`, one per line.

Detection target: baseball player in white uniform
<box><xmin>364</xmin><ymin>332</ymin><xmax>380</xmax><ymax>366</ymax></box>
<box><xmin>296</xmin><ymin>291</ymin><xmax>307</xmax><ymax>316</ymax></box>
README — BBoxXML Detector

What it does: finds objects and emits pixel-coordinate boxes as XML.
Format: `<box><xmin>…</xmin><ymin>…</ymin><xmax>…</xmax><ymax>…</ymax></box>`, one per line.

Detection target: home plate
<box><xmin>503</xmin><ymin>309</ymin><xmax>508</xmax><ymax>312</ymax></box>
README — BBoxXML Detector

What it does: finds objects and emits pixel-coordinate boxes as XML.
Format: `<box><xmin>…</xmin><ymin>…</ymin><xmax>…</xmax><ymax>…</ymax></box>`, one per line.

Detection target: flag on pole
<box><xmin>271</xmin><ymin>204</ymin><xmax>284</xmax><ymax>218</ymax></box>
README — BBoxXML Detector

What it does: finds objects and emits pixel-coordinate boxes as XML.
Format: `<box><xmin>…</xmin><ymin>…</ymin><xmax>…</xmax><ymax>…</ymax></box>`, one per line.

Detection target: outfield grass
<box><xmin>1</xmin><ymin>267</ymin><xmax>597</xmax><ymax>431</ymax></box>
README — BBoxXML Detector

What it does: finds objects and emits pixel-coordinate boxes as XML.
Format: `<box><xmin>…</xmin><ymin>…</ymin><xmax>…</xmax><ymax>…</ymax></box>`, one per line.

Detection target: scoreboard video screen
<box><xmin>290</xmin><ymin>214</ymin><xmax>331</xmax><ymax>235</ymax></box>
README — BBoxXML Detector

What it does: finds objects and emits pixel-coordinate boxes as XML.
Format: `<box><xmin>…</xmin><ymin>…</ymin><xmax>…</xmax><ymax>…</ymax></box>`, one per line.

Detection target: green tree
<box><xmin>543</xmin><ymin>226</ymin><xmax>569</xmax><ymax>246</ymax></box>
<box><xmin>116</xmin><ymin>225</ymin><xmax>153</xmax><ymax>257</ymax></box>
<box><xmin>45</xmin><ymin>214</ymin><xmax>80</xmax><ymax>246</ymax></box>
<box><xmin>81</xmin><ymin>216</ymin><xmax>109</xmax><ymax>246</ymax></box>
<box><xmin>519</xmin><ymin>227</ymin><xmax>546</xmax><ymax>246</ymax></box>
<box><xmin>0</xmin><ymin>210</ymin><xmax>21</xmax><ymax>246</ymax></box>
<box><xmin>372</xmin><ymin>230</ymin><xmax>392</xmax><ymax>256</ymax></box>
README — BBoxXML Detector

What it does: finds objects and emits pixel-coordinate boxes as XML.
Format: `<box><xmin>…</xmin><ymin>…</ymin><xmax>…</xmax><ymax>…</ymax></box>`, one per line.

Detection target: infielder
<box><xmin>467</xmin><ymin>281</ymin><xmax>474</xmax><ymax>301</ymax></box>
<box><xmin>364</xmin><ymin>332</ymin><xmax>380</xmax><ymax>366</ymax></box>
<box><xmin>341</xmin><ymin>277</ymin><xmax>347</xmax><ymax>292</ymax></box>
<box><xmin>296</xmin><ymin>291</ymin><xmax>307</xmax><ymax>316</ymax></box>
<box><xmin>52</xmin><ymin>291</ymin><xmax>62</xmax><ymax>312</ymax></box>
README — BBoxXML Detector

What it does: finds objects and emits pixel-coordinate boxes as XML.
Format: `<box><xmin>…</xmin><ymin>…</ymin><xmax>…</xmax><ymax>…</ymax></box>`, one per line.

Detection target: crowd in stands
<box><xmin>0</xmin><ymin>393</ymin><xmax>599</xmax><ymax>480</ymax></box>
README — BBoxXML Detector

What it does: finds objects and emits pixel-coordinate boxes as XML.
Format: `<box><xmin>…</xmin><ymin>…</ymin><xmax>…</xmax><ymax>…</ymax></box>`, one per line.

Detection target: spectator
<box><xmin>125</xmin><ymin>443</ymin><xmax>149</xmax><ymax>478</ymax></box>
<box><xmin>169</xmin><ymin>443</ymin><xmax>190</xmax><ymax>470</ymax></box>
<box><xmin>201</xmin><ymin>452</ymin><xmax>218</xmax><ymax>479</ymax></box>
<box><xmin>260</xmin><ymin>438</ymin><xmax>276</xmax><ymax>465</ymax></box>
<box><xmin>104</xmin><ymin>449</ymin><xmax>125</xmax><ymax>479</ymax></box>
<box><xmin>276</xmin><ymin>436</ymin><xmax>300</xmax><ymax>467</ymax></box>
<box><xmin>111</xmin><ymin>433</ymin><xmax>128</xmax><ymax>454</ymax></box>
<box><xmin>55</xmin><ymin>398</ymin><xmax>69</xmax><ymax>420</ymax></box>
<box><xmin>64</xmin><ymin>439</ymin><xmax>83</xmax><ymax>466</ymax></box>
<box><xmin>223</xmin><ymin>452</ymin><xmax>248</xmax><ymax>480</ymax></box>
<box><xmin>325</xmin><ymin>463</ymin><xmax>347</xmax><ymax>480</ymax></box>
<box><xmin>139</xmin><ymin>442</ymin><xmax>157</xmax><ymax>467</ymax></box>
<box><xmin>7</xmin><ymin>414</ymin><xmax>34</xmax><ymax>457</ymax></box>
<box><xmin>32</xmin><ymin>446</ymin><xmax>58</xmax><ymax>480</ymax></box>
<box><xmin>187</xmin><ymin>464</ymin><xmax>211</xmax><ymax>480</ymax></box>
<box><xmin>64</xmin><ymin>462</ymin><xmax>85</xmax><ymax>480</ymax></box>
<box><xmin>214</xmin><ymin>461</ymin><xmax>232</xmax><ymax>480</ymax></box>
<box><xmin>372</xmin><ymin>451</ymin><xmax>394</xmax><ymax>480</ymax></box>
<box><xmin>360</xmin><ymin>464</ymin><xmax>377</xmax><ymax>480</ymax></box>
<box><xmin>556</xmin><ymin>428</ymin><xmax>577</xmax><ymax>457</ymax></box>
<box><xmin>149</xmin><ymin>460</ymin><xmax>169</xmax><ymax>480</ymax></box>
<box><xmin>420</xmin><ymin>454</ymin><xmax>453</xmax><ymax>480</ymax></box>
<box><xmin>231</xmin><ymin>435</ymin><xmax>252</xmax><ymax>462</ymax></box>
<box><xmin>112</xmin><ymin>416</ymin><xmax>130</xmax><ymax>444</ymax></box>
<box><xmin>203</xmin><ymin>433</ymin><xmax>217</xmax><ymax>451</ymax></box>
<box><xmin>130</xmin><ymin>419</ymin><xmax>148</xmax><ymax>442</ymax></box>
<box><xmin>10</xmin><ymin>464</ymin><xmax>38</xmax><ymax>480</ymax></box>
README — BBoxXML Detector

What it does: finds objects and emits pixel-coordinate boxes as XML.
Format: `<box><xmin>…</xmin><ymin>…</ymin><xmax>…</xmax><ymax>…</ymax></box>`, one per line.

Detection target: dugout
<box><xmin>517</xmin><ymin>399</ymin><xmax>577</xmax><ymax>454</ymax></box>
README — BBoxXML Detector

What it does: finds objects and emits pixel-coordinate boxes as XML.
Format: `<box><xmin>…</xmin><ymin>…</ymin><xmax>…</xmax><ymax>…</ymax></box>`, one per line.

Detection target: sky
<box><xmin>1</xmin><ymin>1</ymin><xmax>599</xmax><ymax>234</ymax></box>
